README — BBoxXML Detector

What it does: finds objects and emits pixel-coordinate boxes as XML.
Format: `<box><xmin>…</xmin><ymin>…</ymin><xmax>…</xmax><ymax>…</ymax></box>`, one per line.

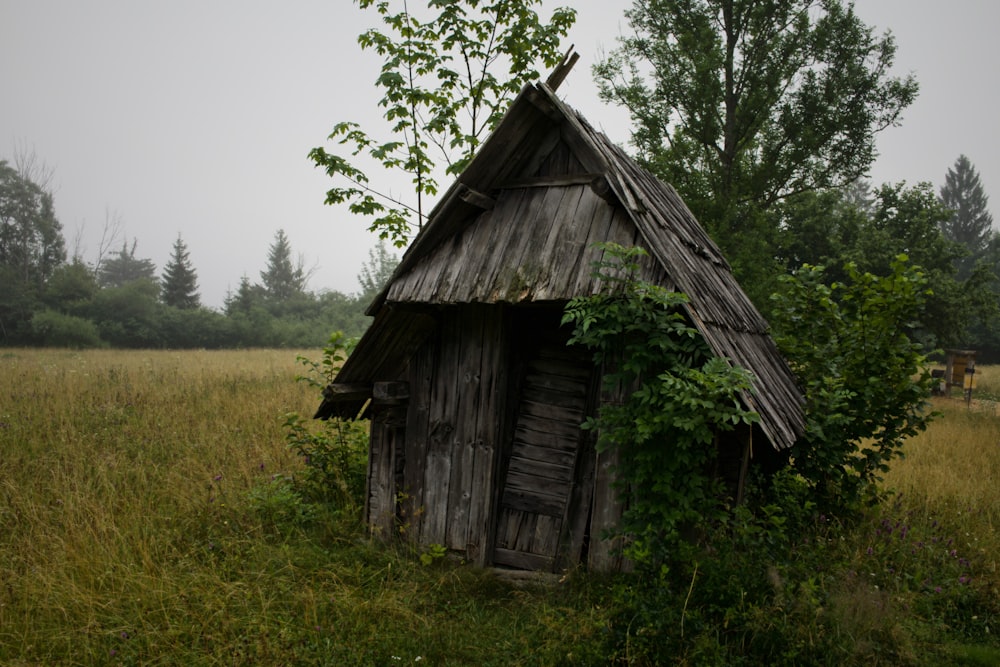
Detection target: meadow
<box><xmin>0</xmin><ymin>348</ymin><xmax>998</xmax><ymax>665</ymax></box>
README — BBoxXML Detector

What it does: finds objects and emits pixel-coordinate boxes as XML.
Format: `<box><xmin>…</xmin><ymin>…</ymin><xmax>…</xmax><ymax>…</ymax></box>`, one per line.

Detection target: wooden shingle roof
<box><xmin>321</xmin><ymin>81</ymin><xmax>805</xmax><ymax>451</ymax></box>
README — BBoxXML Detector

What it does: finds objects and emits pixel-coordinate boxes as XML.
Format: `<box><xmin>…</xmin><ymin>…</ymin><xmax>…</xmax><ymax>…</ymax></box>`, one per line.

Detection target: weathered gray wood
<box><xmin>587</xmin><ymin>445</ymin><xmax>625</xmax><ymax>572</ymax></box>
<box><xmin>373</xmin><ymin>381</ymin><xmax>409</xmax><ymax>403</ymax></box>
<box><xmin>324</xmin><ymin>78</ymin><xmax>809</xmax><ymax>576</ymax></box>
<box><xmin>560</xmin><ymin>425</ymin><xmax>597</xmax><ymax>569</ymax></box>
<box><xmin>501</xmin><ymin>487</ymin><xmax>565</xmax><ymax>516</ymax></box>
<box><xmin>498</xmin><ymin>173</ymin><xmax>603</xmax><ymax>189</ymax></box>
<box><xmin>493</xmin><ymin>547</ymin><xmax>554</xmax><ymax>572</ymax></box>
<box><xmin>467</xmin><ymin>306</ymin><xmax>507</xmax><ymax>566</ymax></box>
<box><xmin>506</xmin><ymin>456</ymin><xmax>574</xmax><ymax>485</ymax></box>
<box><xmin>458</xmin><ymin>183</ymin><xmax>496</xmax><ymax>210</ymax></box>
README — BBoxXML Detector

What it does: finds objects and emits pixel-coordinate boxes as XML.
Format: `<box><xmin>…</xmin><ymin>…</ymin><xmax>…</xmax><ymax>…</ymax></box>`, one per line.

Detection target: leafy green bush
<box><xmin>568</xmin><ymin>248</ymin><xmax>952</xmax><ymax>664</ymax></box>
<box><xmin>29</xmin><ymin>309</ymin><xmax>104</xmax><ymax>347</ymax></box>
<box><xmin>284</xmin><ymin>332</ymin><xmax>368</xmax><ymax>512</ymax></box>
<box><xmin>770</xmin><ymin>256</ymin><xmax>937</xmax><ymax>511</ymax></box>
<box><xmin>563</xmin><ymin>244</ymin><xmax>759</xmax><ymax>566</ymax></box>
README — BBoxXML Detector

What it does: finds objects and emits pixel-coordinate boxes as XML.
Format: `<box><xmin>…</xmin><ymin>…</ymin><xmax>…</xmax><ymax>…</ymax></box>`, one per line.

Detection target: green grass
<box><xmin>0</xmin><ymin>349</ymin><xmax>611</xmax><ymax>665</ymax></box>
<box><xmin>1</xmin><ymin>349</ymin><xmax>998</xmax><ymax>665</ymax></box>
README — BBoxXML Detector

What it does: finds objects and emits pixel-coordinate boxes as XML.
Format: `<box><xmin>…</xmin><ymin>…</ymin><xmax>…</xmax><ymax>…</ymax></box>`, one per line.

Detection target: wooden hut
<box><xmin>315</xmin><ymin>74</ymin><xmax>805</xmax><ymax>572</ymax></box>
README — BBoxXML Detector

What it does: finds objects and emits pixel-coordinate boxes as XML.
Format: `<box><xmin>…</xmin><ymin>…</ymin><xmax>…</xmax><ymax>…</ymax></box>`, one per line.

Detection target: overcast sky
<box><xmin>2</xmin><ymin>1</ymin><xmax>998</xmax><ymax>308</ymax></box>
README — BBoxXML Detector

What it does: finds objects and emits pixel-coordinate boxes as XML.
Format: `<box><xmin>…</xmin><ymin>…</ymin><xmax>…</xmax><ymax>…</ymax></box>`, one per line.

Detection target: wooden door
<box><xmin>492</xmin><ymin>327</ymin><xmax>593</xmax><ymax>571</ymax></box>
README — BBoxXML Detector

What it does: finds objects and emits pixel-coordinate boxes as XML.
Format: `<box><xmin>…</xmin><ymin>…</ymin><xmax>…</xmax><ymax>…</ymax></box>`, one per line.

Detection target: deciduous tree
<box><xmin>594</xmin><ymin>0</ymin><xmax>918</xmax><ymax>297</ymax></box>
<box><xmin>356</xmin><ymin>240</ymin><xmax>398</xmax><ymax>302</ymax></box>
<box><xmin>0</xmin><ymin>158</ymin><xmax>66</xmax><ymax>341</ymax></box>
<box><xmin>310</xmin><ymin>0</ymin><xmax>575</xmax><ymax>246</ymax></box>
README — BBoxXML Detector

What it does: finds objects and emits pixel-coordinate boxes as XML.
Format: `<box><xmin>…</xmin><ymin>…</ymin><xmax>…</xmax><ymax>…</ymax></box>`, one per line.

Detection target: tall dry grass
<box><xmin>0</xmin><ymin>349</ymin><xmax>317</xmax><ymax>662</ymax></box>
<box><xmin>0</xmin><ymin>349</ymin><xmax>608</xmax><ymax>665</ymax></box>
<box><xmin>880</xmin><ymin>389</ymin><xmax>1000</xmax><ymax>587</ymax></box>
<box><xmin>2</xmin><ymin>349</ymin><xmax>998</xmax><ymax>664</ymax></box>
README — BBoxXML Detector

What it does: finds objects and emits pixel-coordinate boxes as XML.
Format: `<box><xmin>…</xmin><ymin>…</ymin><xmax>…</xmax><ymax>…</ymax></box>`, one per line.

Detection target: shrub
<box><xmin>770</xmin><ymin>256</ymin><xmax>938</xmax><ymax>511</ymax></box>
<box><xmin>29</xmin><ymin>309</ymin><xmax>104</xmax><ymax>347</ymax></box>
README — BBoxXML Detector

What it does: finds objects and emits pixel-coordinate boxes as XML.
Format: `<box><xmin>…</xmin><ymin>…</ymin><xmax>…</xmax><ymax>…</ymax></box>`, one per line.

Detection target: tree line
<box><xmin>0</xmin><ymin>161</ymin><xmax>396</xmax><ymax>349</ymax></box>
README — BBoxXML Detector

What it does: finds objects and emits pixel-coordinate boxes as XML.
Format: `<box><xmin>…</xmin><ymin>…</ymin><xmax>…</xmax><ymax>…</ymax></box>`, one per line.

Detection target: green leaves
<box><xmin>564</xmin><ymin>243</ymin><xmax>759</xmax><ymax>566</ymax></box>
<box><xmin>311</xmin><ymin>0</ymin><xmax>576</xmax><ymax>246</ymax></box>
<box><xmin>770</xmin><ymin>256</ymin><xmax>936</xmax><ymax>508</ymax></box>
<box><xmin>594</xmin><ymin>0</ymin><xmax>918</xmax><ymax>306</ymax></box>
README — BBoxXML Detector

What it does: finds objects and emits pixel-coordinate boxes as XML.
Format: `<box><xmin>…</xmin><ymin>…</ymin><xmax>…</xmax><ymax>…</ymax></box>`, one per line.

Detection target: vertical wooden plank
<box><xmin>587</xmin><ymin>445</ymin><xmax>625</xmax><ymax>572</ymax></box>
<box><xmin>366</xmin><ymin>403</ymin><xmax>407</xmax><ymax>538</ymax></box>
<box><xmin>445</xmin><ymin>306</ymin><xmax>483</xmax><ymax>550</ymax></box>
<box><xmin>401</xmin><ymin>328</ymin><xmax>435</xmax><ymax>539</ymax></box>
<box><xmin>466</xmin><ymin>305</ymin><xmax>507</xmax><ymax>566</ymax></box>
<box><xmin>559</xmin><ymin>426</ymin><xmax>597</xmax><ymax>569</ymax></box>
<box><xmin>419</xmin><ymin>307</ymin><xmax>466</xmax><ymax>546</ymax></box>
<box><xmin>364</xmin><ymin>417</ymin><xmax>390</xmax><ymax>535</ymax></box>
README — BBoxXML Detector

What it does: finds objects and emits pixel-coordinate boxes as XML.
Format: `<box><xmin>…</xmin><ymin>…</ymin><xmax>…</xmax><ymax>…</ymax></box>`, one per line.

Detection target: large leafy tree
<box><xmin>310</xmin><ymin>0</ymin><xmax>575</xmax><ymax>246</ymax></box>
<box><xmin>160</xmin><ymin>234</ymin><xmax>201</xmax><ymax>309</ymax></box>
<box><xmin>594</xmin><ymin>0</ymin><xmax>918</xmax><ymax>297</ymax></box>
<box><xmin>0</xmin><ymin>159</ymin><xmax>65</xmax><ymax>286</ymax></box>
<box><xmin>0</xmin><ymin>159</ymin><xmax>66</xmax><ymax>342</ymax></box>
<box><xmin>939</xmin><ymin>154</ymin><xmax>994</xmax><ymax>280</ymax></box>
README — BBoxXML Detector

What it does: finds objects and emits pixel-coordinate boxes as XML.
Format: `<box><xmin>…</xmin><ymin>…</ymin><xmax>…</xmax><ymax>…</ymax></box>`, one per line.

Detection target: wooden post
<box><xmin>366</xmin><ymin>382</ymin><xmax>409</xmax><ymax>538</ymax></box>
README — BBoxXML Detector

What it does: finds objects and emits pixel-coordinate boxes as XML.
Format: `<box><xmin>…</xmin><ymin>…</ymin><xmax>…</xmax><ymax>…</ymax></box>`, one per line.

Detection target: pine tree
<box><xmin>160</xmin><ymin>234</ymin><xmax>200</xmax><ymax>309</ymax></box>
<box><xmin>357</xmin><ymin>241</ymin><xmax>398</xmax><ymax>302</ymax></box>
<box><xmin>260</xmin><ymin>229</ymin><xmax>304</xmax><ymax>301</ymax></box>
<box><xmin>224</xmin><ymin>275</ymin><xmax>262</xmax><ymax>316</ymax></box>
<box><xmin>98</xmin><ymin>239</ymin><xmax>157</xmax><ymax>288</ymax></box>
<box><xmin>939</xmin><ymin>155</ymin><xmax>994</xmax><ymax>279</ymax></box>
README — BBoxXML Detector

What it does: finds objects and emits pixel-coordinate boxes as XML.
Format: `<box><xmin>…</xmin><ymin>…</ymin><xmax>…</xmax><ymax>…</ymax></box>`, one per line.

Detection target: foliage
<box><xmin>770</xmin><ymin>256</ymin><xmax>937</xmax><ymax>509</ymax></box>
<box><xmin>309</xmin><ymin>0</ymin><xmax>575</xmax><ymax>246</ymax></box>
<box><xmin>97</xmin><ymin>238</ymin><xmax>158</xmax><ymax>289</ymax></box>
<box><xmin>0</xmin><ymin>159</ymin><xmax>65</xmax><ymax>343</ymax></box>
<box><xmin>160</xmin><ymin>233</ymin><xmax>201</xmax><ymax>309</ymax></box>
<box><xmin>42</xmin><ymin>258</ymin><xmax>99</xmax><ymax>314</ymax></box>
<box><xmin>285</xmin><ymin>333</ymin><xmax>368</xmax><ymax>511</ymax></box>
<box><xmin>0</xmin><ymin>159</ymin><xmax>64</xmax><ymax>287</ymax></box>
<box><xmin>594</xmin><ymin>0</ymin><xmax>918</xmax><ymax>302</ymax></box>
<box><xmin>774</xmin><ymin>180</ymin><xmax>993</xmax><ymax>348</ymax></box>
<box><xmin>562</xmin><ymin>243</ymin><xmax>759</xmax><ymax>565</ymax></box>
<box><xmin>29</xmin><ymin>309</ymin><xmax>105</xmax><ymax>348</ymax></box>
<box><xmin>603</xmin><ymin>468</ymin><xmax>1000</xmax><ymax>665</ymax></box>
<box><xmin>246</xmin><ymin>474</ymin><xmax>317</xmax><ymax>537</ymax></box>
<box><xmin>356</xmin><ymin>239</ymin><xmax>399</xmax><ymax>304</ymax></box>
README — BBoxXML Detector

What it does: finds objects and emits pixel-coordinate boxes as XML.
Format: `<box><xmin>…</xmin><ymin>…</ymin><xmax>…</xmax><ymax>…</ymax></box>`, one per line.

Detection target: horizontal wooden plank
<box><xmin>517</xmin><ymin>399</ymin><xmax>585</xmax><ymax>423</ymax></box>
<box><xmin>521</xmin><ymin>386</ymin><xmax>588</xmax><ymax>411</ymax></box>
<box><xmin>514</xmin><ymin>414</ymin><xmax>584</xmax><ymax>442</ymax></box>
<box><xmin>526</xmin><ymin>358</ymin><xmax>592</xmax><ymax>380</ymax></box>
<box><xmin>507</xmin><ymin>442</ymin><xmax>577</xmax><ymax>467</ymax></box>
<box><xmin>493</xmin><ymin>547</ymin><xmax>554</xmax><ymax>572</ymax></box>
<box><xmin>507</xmin><ymin>456</ymin><xmax>574</xmax><ymax>485</ymax></box>
<box><xmin>501</xmin><ymin>485</ymin><xmax>565</xmax><ymax>516</ymax></box>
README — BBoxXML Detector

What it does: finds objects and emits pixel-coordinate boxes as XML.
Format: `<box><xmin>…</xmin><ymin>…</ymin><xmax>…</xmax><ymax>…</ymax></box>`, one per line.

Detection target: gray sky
<box><xmin>2</xmin><ymin>1</ymin><xmax>998</xmax><ymax>308</ymax></box>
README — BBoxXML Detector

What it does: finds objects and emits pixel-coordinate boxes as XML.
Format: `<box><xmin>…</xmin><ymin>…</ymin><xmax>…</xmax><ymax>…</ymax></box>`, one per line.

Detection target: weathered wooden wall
<box><xmin>384</xmin><ymin>304</ymin><xmax>511</xmax><ymax>566</ymax></box>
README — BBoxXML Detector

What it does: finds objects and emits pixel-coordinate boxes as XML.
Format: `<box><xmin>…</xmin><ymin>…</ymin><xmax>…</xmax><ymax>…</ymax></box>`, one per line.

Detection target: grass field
<box><xmin>1</xmin><ymin>348</ymin><xmax>998</xmax><ymax>665</ymax></box>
